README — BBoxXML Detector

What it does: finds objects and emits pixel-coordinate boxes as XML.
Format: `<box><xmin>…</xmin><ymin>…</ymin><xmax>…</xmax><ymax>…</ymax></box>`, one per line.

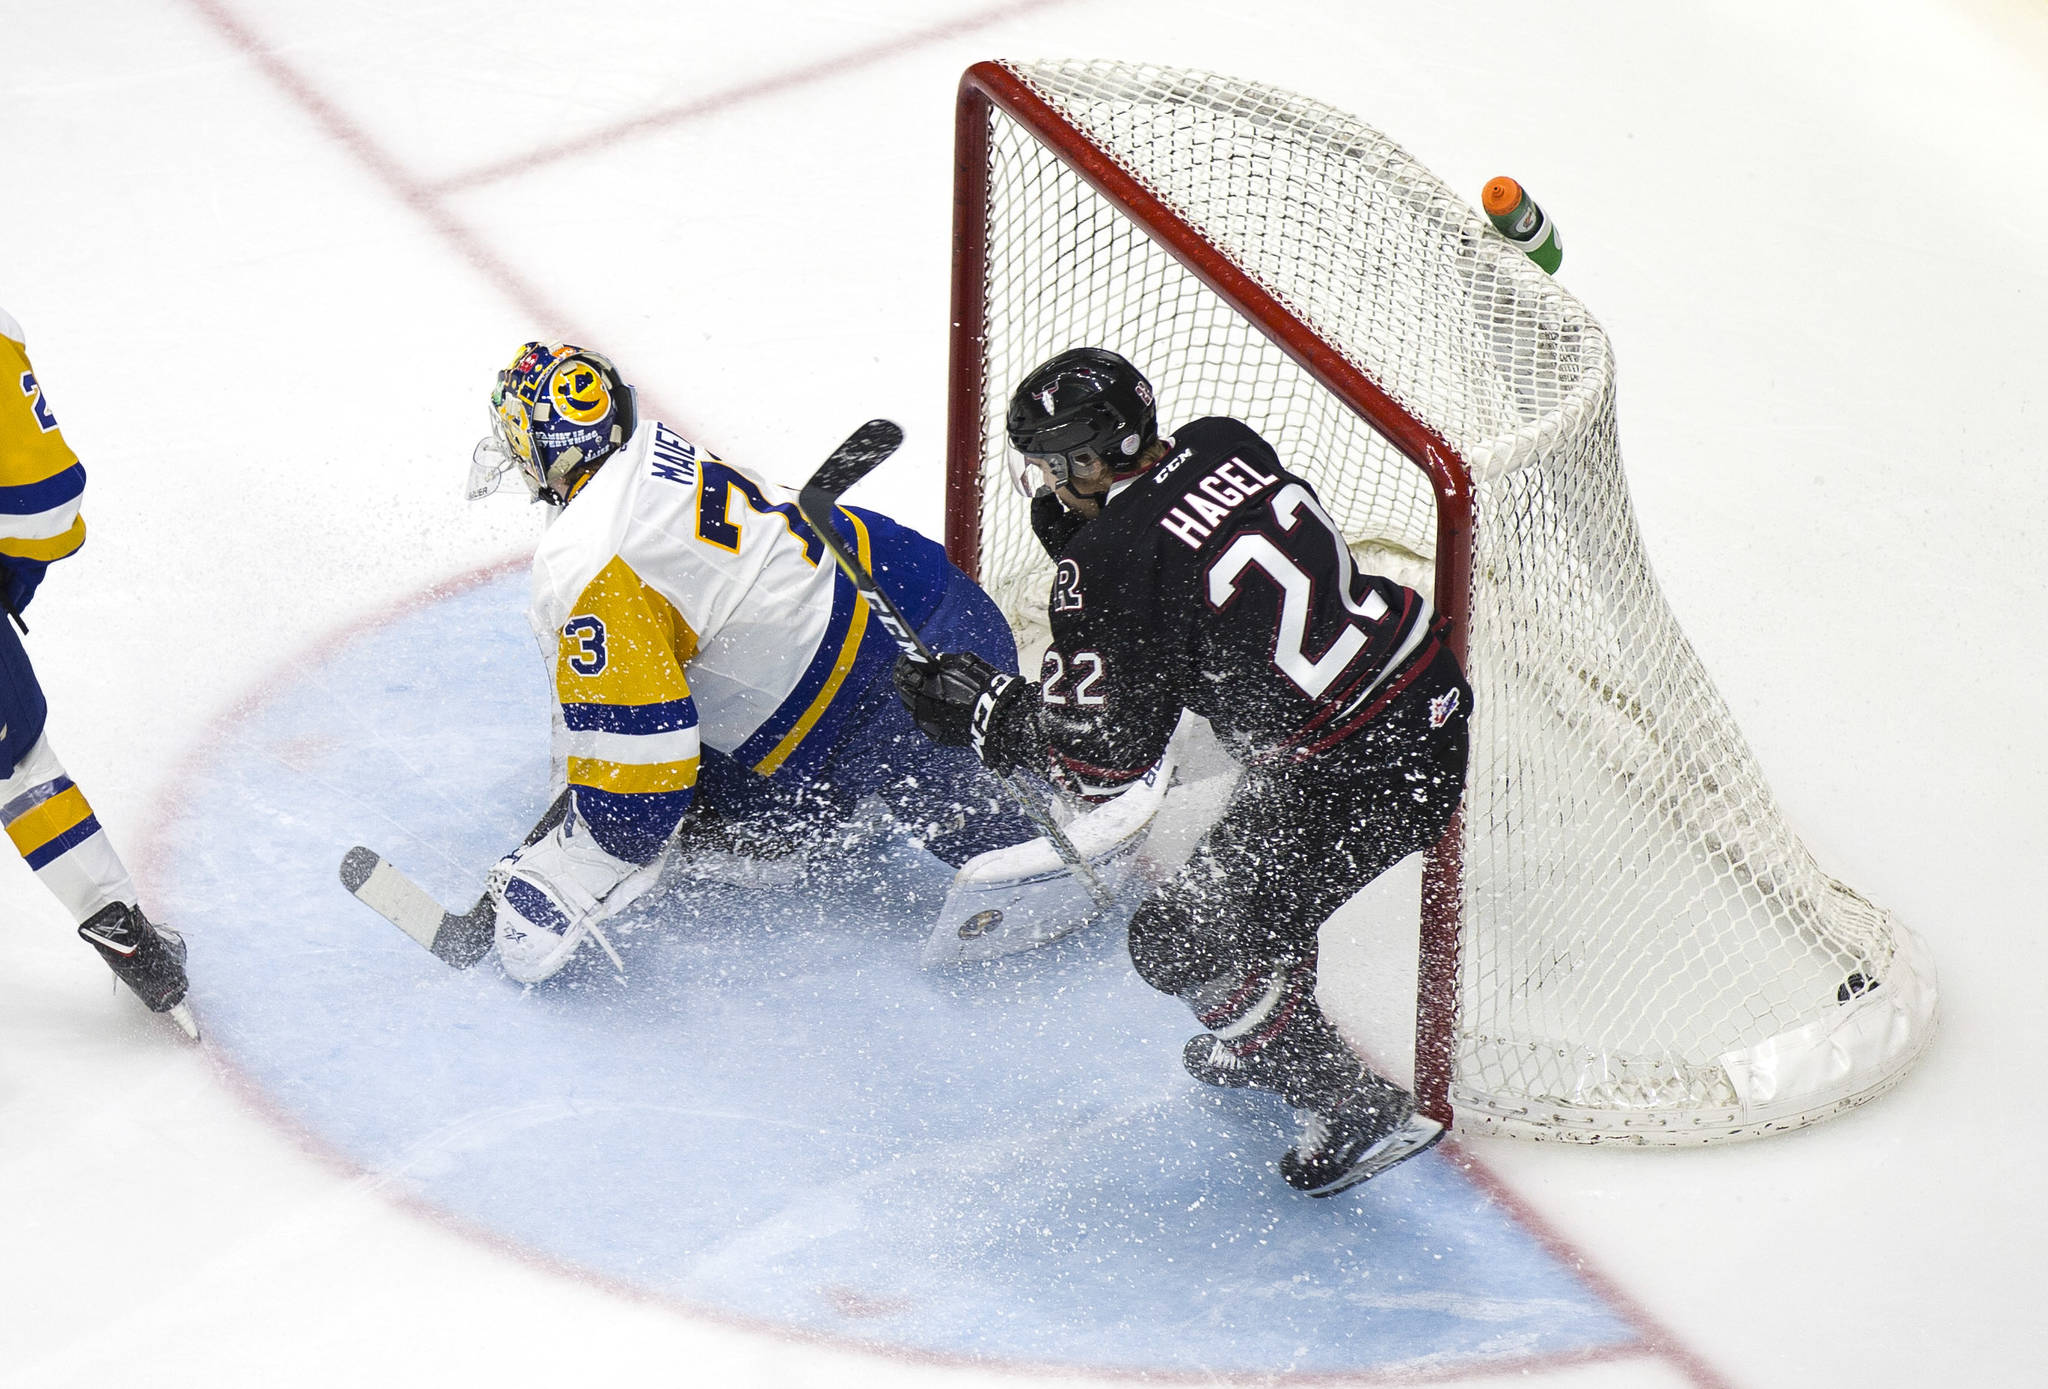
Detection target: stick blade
<box><xmin>805</xmin><ymin>419</ymin><xmax>904</xmax><ymax>501</ymax></box>
<box><xmin>340</xmin><ymin>846</ymin><xmax>494</xmax><ymax>968</ymax></box>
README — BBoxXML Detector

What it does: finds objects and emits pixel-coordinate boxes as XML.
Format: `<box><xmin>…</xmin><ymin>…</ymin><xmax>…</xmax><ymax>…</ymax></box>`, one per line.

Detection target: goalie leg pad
<box><xmin>491</xmin><ymin>804</ymin><xmax>648</xmax><ymax>984</ymax></box>
<box><xmin>921</xmin><ymin>749</ymin><xmax>1174</xmax><ymax>967</ymax></box>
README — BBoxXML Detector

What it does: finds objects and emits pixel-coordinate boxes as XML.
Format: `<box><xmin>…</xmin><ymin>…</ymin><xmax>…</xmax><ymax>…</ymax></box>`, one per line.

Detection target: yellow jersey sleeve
<box><xmin>0</xmin><ymin>320</ymin><xmax>87</xmax><ymax>567</ymax></box>
<box><xmin>554</xmin><ymin>555</ymin><xmax>704</xmax><ymax>862</ymax></box>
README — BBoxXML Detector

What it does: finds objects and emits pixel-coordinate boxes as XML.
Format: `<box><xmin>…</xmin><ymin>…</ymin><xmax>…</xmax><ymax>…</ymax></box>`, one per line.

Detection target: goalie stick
<box><xmin>795</xmin><ymin>421</ymin><xmax>1114</xmax><ymax>910</ymax></box>
<box><xmin>339</xmin><ymin>791</ymin><xmax>627</xmax><ymax>975</ymax></box>
<box><xmin>339</xmin><ymin>846</ymin><xmax>496</xmax><ymax>968</ymax></box>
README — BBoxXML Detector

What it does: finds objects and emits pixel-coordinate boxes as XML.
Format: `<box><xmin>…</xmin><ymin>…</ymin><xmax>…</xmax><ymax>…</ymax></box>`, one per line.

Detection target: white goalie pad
<box><xmin>923</xmin><ymin>750</ymin><xmax>1176</xmax><ymax>968</ymax></box>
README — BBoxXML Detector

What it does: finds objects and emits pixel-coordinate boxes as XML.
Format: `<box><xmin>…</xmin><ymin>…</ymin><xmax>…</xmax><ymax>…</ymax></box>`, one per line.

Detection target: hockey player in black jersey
<box><xmin>895</xmin><ymin>348</ymin><xmax>1471</xmax><ymax>1195</ymax></box>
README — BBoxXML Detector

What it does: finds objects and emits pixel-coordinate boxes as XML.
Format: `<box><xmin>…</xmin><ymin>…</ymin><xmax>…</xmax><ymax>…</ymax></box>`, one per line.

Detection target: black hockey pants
<box><xmin>1126</xmin><ymin>642</ymin><xmax>1471</xmax><ymax>998</ymax></box>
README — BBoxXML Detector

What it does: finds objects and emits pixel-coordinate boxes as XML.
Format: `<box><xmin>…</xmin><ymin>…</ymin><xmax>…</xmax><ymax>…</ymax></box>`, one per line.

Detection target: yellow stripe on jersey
<box><xmin>0</xmin><ymin>515</ymin><xmax>86</xmax><ymax>563</ymax></box>
<box><xmin>751</xmin><ymin>508</ymin><xmax>873</xmax><ymax>776</ymax></box>
<box><xmin>1</xmin><ymin>326</ymin><xmax>88</xmax><ymax>565</ymax></box>
<box><xmin>5</xmin><ymin>784</ymin><xmax>94</xmax><ymax>857</ymax></box>
<box><xmin>557</xmin><ymin>555</ymin><xmax>702</xmax><ymax>796</ymax></box>
<box><xmin>564</xmin><ymin>755</ymin><xmax>701</xmax><ymax>795</ymax></box>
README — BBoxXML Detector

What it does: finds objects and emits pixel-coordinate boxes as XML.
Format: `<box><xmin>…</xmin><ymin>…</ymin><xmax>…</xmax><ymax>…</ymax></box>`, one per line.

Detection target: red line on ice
<box><xmin>133</xmin><ymin>554</ymin><xmax>1738</xmax><ymax>1389</ymax></box>
<box><xmin>179</xmin><ymin>0</ymin><xmax>591</xmax><ymax>345</ymax></box>
<box><xmin>429</xmin><ymin>0</ymin><xmax>1078</xmax><ymax>194</ymax></box>
<box><xmin>152</xmin><ymin>4</ymin><xmax>1738</xmax><ymax>1384</ymax></box>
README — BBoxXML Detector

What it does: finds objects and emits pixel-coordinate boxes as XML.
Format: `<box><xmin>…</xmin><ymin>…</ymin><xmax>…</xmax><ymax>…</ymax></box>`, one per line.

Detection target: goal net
<box><xmin>947</xmin><ymin>59</ymin><xmax>1937</xmax><ymax>1143</ymax></box>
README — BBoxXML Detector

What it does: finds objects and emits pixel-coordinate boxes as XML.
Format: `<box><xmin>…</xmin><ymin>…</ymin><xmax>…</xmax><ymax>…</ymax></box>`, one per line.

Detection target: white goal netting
<box><xmin>955</xmin><ymin>59</ymin><xmax>1936</xmax><ymax>1143</ymax></box>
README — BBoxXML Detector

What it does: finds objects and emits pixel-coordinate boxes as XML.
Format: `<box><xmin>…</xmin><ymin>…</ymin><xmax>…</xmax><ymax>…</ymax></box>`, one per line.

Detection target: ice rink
<box><xmin>3</xmin><ymin>2</ymin><xmax>2044</xmax><ymax>1385</ymax></box>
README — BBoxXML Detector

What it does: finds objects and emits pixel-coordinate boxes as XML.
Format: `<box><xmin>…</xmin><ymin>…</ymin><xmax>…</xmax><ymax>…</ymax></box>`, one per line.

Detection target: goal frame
<box><xmin>944</xmin><ymin>60</ymin><xmax>1473</xmax><ymax>1125</ymax></box>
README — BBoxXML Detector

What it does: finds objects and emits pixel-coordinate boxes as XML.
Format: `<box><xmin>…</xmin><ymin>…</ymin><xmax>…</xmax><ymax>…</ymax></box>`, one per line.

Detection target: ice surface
<box><xmin>157</xmin><ymin>571</ymin><xmax>1639</xmax><ymax>1377</ymax></box>
<box><xmin>3</xmin><ymin>1</ymin><xmax>2045</xmax><ymax>1386</ymax></box>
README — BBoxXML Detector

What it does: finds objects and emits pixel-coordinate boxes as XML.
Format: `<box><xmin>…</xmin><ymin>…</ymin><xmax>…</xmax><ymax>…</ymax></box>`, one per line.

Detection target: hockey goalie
<box><xmin>346</xmin><ymin>341</ymin><xmax>1145</xmax><ymax>981</ymax></box>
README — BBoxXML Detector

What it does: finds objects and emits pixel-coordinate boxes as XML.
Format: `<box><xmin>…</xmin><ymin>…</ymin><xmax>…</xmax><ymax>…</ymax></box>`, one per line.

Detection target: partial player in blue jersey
<box><xmin>460</xmin><ymin>341</ymin><xmax>1036</xmax><ymax>982</ymax></box>
<box><xmin>0</xmin><ymin>308</ymin><xmax>194</xmax><ymax>1037</ymax></box>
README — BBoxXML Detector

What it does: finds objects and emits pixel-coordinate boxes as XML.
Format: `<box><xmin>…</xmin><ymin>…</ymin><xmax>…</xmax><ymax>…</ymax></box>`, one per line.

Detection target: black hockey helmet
<box><xmin>1005</xmin><ymin>348</ymin><xmax>1157</xmax><ymax>488</ymax></box>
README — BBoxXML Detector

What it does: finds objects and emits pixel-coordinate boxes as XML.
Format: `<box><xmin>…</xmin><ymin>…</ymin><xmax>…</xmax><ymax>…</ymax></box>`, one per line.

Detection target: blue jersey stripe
<box><xmin>561</xmin><ymin>697</ymin><xmax>698</xmax><ymax>736</ymax></box>
<box><xmin>0</xmin><ymin>463</ymin><xmax>85</xmax><ymax>516</ymax></box>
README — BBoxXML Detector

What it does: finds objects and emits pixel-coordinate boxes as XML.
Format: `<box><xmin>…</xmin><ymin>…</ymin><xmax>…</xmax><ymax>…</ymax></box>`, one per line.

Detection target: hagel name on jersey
<box><xmin>1156</xmin><ymin>451</ymin><xmax>1282</xmax><ymax>549</ymax></box>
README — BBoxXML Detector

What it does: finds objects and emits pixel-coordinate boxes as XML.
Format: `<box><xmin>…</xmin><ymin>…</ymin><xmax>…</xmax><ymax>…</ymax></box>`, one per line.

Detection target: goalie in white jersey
<box><xmin>466</xmin><ymin>342</ymin><xmax>1034</xmax><ymax>982</ymax></box>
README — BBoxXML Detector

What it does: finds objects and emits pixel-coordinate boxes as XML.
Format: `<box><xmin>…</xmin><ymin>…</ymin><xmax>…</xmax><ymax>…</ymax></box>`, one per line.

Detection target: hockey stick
<box><xmin>339</xmin><ymin>845</ymin><xmax>496</xmax><ymax>967</ymax></box>
<box><xmin>795</xmin><ymin>422</ymin><xmax>1114</xmax><ymax>910</ymax></box>
<box><xmin>340</xmin><ymin>791</ymin><xmax>627</xmax><ymax>975</ymax></box>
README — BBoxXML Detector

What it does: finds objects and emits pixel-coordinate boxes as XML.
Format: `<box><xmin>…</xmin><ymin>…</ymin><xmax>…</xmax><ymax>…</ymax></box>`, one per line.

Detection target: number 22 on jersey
<box><xmin>1205</xmin><ymin>483</ymin><xmax>1389</xmax><ymax>699</ymax></box>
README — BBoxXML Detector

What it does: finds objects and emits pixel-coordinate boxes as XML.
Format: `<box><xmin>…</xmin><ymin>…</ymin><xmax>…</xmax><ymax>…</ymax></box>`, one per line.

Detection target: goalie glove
<box><xmin>488</xmin><ymin>806</ymin><xmax>643</xmax><ymax>983</ymax></box>
<box><xmin>891</xmin><ymin>651</ymin><xmax>1043</xmax><ymax>776</ymax></box>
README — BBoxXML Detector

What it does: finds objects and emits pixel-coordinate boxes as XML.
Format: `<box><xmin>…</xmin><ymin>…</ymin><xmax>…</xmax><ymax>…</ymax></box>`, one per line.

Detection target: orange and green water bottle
<box><xmin>1482</xmin><ymin>176</ymin><xmax>1562</xmax><ymax>275</ymax></box>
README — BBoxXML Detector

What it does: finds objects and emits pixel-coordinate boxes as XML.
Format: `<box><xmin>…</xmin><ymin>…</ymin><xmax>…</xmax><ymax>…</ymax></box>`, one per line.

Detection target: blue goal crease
<box><xmin>154</xmin><ymin>571</ymin><xmax>1641</xmax><ymax>1378</ymax></box>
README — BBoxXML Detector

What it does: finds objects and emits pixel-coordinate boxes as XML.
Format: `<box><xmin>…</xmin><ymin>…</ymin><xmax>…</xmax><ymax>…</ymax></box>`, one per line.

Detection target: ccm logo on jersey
<box><xmin>1158</xmin><ymin>456</ymin><xmax>1282</xmax><ymax>549</ymax></box>
<box><xmin>1150</xmin><ymin>446</ymin><xmax>1194</xmax><ymax>483</ymax></box>
<box><xmin>969</xmin><ymin>670</ymin><xmax>1020</xmax><ymax>762</ymax></box>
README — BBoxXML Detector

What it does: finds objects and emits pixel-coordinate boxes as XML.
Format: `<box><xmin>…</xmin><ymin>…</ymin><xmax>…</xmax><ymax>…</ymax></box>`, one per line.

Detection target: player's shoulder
<box><xmin>0</xmin><ymin>308</ymin><xmax>82</xmax><ymax>493</ymax></box>
<box><xmin>1096</xmin><ymin>415</ymin><xmax>1302</xmax><ymax>557</ymax></box>
<box><xmin>1137</xmin><ymin>415</ymin><xmax>1289</xmax><ymax>497</ymax></box>
<box><xmin>1173</xmin><ymin>414</ymin><xmax>1271</xmax><ymax>453</ymax></box>
<box><xmin>529</xmin><ymin>426</ymin><xmax>660</xmax><ymax>621</ymax></box>
<box><xmin>1142</xmin><ymin>417</ymin><xmax>1286</xmax><ymax>490</ymax></box>
<box><xmin>561</xmin><ymin>419</ymin><xmax>708</xmax><ymax>532</ymax></box>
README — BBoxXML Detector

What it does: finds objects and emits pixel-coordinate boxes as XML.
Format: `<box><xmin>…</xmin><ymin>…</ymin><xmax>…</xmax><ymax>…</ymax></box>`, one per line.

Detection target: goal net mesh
<box><xmin>959</xmin><ymin>60</ymin><xmax>1934</xmax><ymax>1142</ymax></box>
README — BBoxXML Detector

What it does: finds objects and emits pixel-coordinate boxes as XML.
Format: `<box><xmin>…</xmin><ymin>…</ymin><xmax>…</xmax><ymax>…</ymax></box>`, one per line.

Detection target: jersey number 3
<box><xmin>564</xmin><ymin>616</ymin><xmax>608</xmax><ymax>676</ymax></box>
<box><xmin>1205</xmin><ymin>484</ymin><xmax>1389</xmax><ymax>699</ymax></box>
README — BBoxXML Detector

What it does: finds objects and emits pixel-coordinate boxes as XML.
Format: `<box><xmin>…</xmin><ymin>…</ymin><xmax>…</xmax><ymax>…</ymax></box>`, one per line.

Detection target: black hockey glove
<box><xmin>1030</xmin><ymin>487</ymin><xmax>1089</xmax><ymax>557</ymax></box>
<box><xmin>892</xmin><ymin>651</ymin><xmax>1041</xmax><ymax>774</ymax></box>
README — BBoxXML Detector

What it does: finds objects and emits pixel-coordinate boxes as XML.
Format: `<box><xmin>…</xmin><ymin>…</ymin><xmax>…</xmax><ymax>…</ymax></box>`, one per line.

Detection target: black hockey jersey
<box><xmin>1034</xmin><ymin>416</ymin><xmax>1435</xmax><ymax>793</ymax></box>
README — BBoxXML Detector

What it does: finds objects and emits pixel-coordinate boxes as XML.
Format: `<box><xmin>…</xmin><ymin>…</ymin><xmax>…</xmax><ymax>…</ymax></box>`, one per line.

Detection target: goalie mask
<box><xmin>1005</xmin><ymin>347</ymin><xmax>1157</xmax><ymax>494</ymax></box>
<box><xmin>469</xmin><ymin>342</ymin><xmax>638</xmax><ymax>506</ymax></box>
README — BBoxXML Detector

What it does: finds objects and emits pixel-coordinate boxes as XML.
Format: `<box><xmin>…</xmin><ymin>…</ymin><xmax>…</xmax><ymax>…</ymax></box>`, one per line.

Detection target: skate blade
<box><xmin>166</xmin><ymin>1001</ymin><xmax>201</xmax><ymax>1042</ymax></box>
<box><xmin>1307</xmin><ymin>1115</ymin><xmax>1445</xmax><ymax>1198</ymax></box>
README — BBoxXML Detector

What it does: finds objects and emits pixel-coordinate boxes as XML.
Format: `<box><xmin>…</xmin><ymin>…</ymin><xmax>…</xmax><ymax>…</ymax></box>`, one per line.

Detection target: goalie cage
<box><xmin>945</xmin><ymin>58</ymin><xmax>1937</xmax><ymax>1145</ymax></box>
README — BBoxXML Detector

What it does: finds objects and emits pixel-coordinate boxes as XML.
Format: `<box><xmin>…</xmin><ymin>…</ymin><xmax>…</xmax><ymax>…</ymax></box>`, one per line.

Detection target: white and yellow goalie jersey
<box><xmin>527</xmin><ymin>420</ymin><xmax>953</xmax><ymax>865</ymax></box>
<box><xmin>0</xmin><ymin>308</ymin><xmax>88</xmax><ymax>610</ymax></box>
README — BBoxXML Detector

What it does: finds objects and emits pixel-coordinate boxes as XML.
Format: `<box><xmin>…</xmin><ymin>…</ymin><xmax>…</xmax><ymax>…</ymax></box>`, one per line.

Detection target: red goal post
<box><xmin>944</xmin><ymin>59</ymin><xmax>1936</xmax><ymax>1143</ymax></box>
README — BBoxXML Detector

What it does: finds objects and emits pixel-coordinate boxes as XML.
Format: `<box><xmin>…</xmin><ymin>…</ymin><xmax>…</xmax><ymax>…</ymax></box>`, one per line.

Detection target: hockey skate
<box><xmin>1280</xmin><ymin>1080</ymin><xmax>1442</xmax><ymax>1197</ymax></box>
<box><xmin>77</xmin><ymin>902</ymin><xmax>199</xmax><ymax>1040</ymax></box>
